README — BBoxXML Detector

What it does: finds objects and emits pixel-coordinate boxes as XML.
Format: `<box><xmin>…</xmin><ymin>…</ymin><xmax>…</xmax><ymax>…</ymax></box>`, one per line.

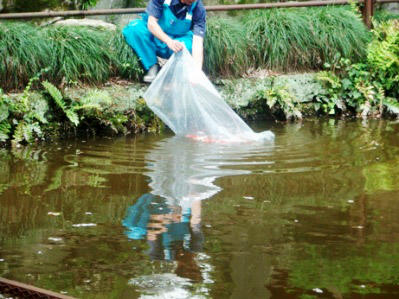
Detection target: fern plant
<box><xmin>12</xmin><ymin>121</ymin><xmax>42</xmax><ymax>144</ymax></box>
<box><xmin>42</xmin><ymin>81</ymin><xmax>79</xmax><ymax>126</ymax></box>
<box><xmin>256</xmin><ymin>84</ymin><xmax>303</xmax><ymax>120</ymax></box>
<box><xmin>383</xmin><ymin>97</ymin><xmax>399</xmax><ymax>115</ymax></box>
<box><xmin>0</xmin><ymin>89</ymin><xmax>12</xmax><ymax>142</ymax></box>
<box><xmin>0</xmin><ymin>122</ymin><xmax>11</xmax><ymax>142</ymax></box>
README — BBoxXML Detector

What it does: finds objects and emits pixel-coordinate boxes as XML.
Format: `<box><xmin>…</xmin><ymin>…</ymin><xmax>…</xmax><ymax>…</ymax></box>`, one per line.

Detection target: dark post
<box><xmin>362</xmin><ymin>0</ymin><xmax>375</xmax><ymax>29</ymax></box>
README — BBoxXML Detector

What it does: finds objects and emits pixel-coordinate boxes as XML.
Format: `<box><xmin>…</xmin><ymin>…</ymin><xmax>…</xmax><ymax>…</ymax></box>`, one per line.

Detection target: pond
<box><xmin>1</xmin><ymin>119</ymin><xmax>399</xmax><ymax>298</ymax></box>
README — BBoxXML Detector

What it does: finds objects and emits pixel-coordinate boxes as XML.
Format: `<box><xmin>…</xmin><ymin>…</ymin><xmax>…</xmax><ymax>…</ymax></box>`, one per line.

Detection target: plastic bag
<box><xmin>145</xmin><ymin>135</ymin><xmax>273</xmax><ymax>204</ymax></box>
<box><xmin>143</xmin><ymin>48</ymin><xmax>274</xmax><ymax>143</ymax></box>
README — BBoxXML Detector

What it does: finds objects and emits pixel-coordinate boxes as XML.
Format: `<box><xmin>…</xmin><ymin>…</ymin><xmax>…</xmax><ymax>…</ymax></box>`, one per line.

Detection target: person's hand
<box><xmin>167</xmin><ymin>39</ymin><xmax>184</xmax><ymax>52</ymax></box>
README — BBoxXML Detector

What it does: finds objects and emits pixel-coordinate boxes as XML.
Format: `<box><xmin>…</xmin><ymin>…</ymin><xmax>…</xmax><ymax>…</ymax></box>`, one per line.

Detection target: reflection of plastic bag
<box><xmin>143</xmin><ymin>48</ymin><xmax>274</xmax><ymax>143</ymax></box>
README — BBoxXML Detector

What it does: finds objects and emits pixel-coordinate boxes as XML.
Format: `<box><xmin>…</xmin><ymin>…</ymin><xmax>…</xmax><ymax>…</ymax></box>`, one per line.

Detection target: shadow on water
<box><xmin>1</xmin><ymin>119</ymin><xmax>399</xmax><ymax>298</ymax></box>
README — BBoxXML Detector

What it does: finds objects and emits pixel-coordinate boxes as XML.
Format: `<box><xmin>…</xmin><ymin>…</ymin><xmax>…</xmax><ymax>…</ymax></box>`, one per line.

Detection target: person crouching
<box><xmin>123</xmin><ymin>0</ymin><xmax>206</xmax><ymax>83</ymax></box>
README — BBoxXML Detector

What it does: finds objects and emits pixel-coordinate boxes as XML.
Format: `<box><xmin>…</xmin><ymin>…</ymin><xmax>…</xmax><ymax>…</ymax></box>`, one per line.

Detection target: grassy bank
<box><xmin>0</xmin><ymin>6</ymin><xmax>369</xmax><ymax>91</ymax></box>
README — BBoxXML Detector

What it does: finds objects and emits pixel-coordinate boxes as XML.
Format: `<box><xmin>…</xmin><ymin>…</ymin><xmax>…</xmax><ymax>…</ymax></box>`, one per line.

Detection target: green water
<box><xmin>1</xmin><ymin>119</ymin><xmax>399</xmax><ymax>298</ymax></box>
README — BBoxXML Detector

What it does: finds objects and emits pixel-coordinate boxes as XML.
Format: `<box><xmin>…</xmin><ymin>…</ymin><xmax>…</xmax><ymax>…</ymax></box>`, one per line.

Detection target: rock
<box><xmin>274</xmin><ymin>73</ymin><xmax>325</xmax><ymax>103</ymax></box>
<box><xmin>90</xmin><ymin>0</ymin><xmax>139</xmax><ymax>27</ymax></box>
<box><xmin>93</xmin><ymin>0</ymin><xmax>126</xmax><ymax>10</ymax></box>
<box><xmin>54</xmin><ymin>18</ymin><xmax>117</xmax><ymax>31</ymax></box>
<box><xmin>381</xmin><ymin>3</ymin><xmax>399</xmax><ymax>14</ymax></box>
<box><xmin>220</xmin><ymin>72</ymin><xmax>325</xmax><ymax>110</ymax></box>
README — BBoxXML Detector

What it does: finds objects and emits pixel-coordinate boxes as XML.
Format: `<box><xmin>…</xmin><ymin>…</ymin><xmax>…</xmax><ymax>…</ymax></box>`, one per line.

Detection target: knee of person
<box><xmin>122</xmin><ymin>25</ymin><xmax>133</xmax><ymax>39</ymax></box>
<box><xmin>123</xmin><ymin>20</ymin><xmax>146</xmax><ymax>38</ymax></box>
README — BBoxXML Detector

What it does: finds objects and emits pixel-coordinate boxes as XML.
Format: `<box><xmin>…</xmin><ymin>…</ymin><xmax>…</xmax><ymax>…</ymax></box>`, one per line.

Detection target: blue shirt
<box><xmin>146</xmin><ymin>0</ymin><xmax>206</xmax><ymax>37</ymax></box>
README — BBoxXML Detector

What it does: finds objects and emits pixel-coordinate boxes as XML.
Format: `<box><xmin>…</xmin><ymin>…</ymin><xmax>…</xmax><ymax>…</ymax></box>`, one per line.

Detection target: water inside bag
<box><xmin>143</xmin><ymin>48</ymin><xmax>274</xmax><ymax>143</ymax></box>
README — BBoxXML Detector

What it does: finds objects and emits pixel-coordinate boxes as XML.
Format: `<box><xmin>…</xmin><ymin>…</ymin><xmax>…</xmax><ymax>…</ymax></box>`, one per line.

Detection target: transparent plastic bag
<box><xmin>143</xmin><ymin>48</ymin><xmax>274</xmax><ymax>143</ymax></box>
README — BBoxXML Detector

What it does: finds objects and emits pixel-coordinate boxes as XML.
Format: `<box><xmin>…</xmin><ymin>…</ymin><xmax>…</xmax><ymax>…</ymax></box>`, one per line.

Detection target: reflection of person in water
<box><xmin>123</xmin><ymin>193</ymin><xmax>203</xmax><ymax>282</ymax></box>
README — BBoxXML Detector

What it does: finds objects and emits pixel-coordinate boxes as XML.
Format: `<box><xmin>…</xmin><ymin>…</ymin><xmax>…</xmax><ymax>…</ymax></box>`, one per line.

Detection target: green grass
<box><xmin>42</xmin><ymin>25</ymin><xmax>114</xmax><ymax>84</ymax></box>
<box><xmin>204</xmin><ymin>17</ymin><xmax>248</xmax><ymax>77</ymax></box>
<box><xmin>0</xmin><ymin>7</ymin><xmax>372</xmax><ymax>90</ymax></box>
<box><xmin>110</xmin><ymin>30</ymin><xmax>143</xmax><ymax>81</ymax></box>
<box><xmin>0</xmin><ymin>22</ymin><xmax>142</xmax><ymax>91</ymax></box>
<box><xmin>243</xmin><ymin>6</ymin><xmax>370</xmax><ymax>71</ymax></box>
<box><xmin>0</xmin><ymin>22</ymin><xmax>52</xmax><ymax>90</ymax></box>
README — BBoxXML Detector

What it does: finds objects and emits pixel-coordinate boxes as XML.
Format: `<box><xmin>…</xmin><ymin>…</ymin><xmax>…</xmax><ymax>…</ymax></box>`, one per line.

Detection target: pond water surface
<box><xmin>1</xmin><ymin>119</ymin><xmax>399</xmax><ymax>298</ymax></box>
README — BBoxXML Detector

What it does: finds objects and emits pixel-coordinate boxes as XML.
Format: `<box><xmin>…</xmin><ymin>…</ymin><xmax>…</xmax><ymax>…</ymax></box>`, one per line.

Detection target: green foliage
<box><xmin>373</xmin><ymin>9</ymin><xmax>399</xmax><ymax>23</ymax></box>
<box><xmin>0</xmin><ymin>72</ymin><xmax>51</xmax><ymax>145</ymax></box>
<box><xmin>315</xmin><ymin>70</ymin><xmax>345</xmax><ymax>114</ymax></box>
<box><xmin>132</xmin><ymin>98</ymin><xmax>164</xmax><ymax>133</ymax></box>
<box><xmin>110</xmin><ymin>31</ymin><xmax>143</xmax><ymax>81</ymax></box>
<box><xmin>79</xmin><ymin>0</ymin><xmax>98</xmax><ymax>9</ymax></box>
<box><xmin>204</xmin><ymin>17</ymin><xmax>248</xmax><ymax>77</ymax></box>
<box><xmin>274</xmin><ymin>74</ymin><xmax>326</xmax><ymax>103</ymax></box>
<box><xmin>255</xmin><ymin>81</ymin><xmax>303</xmax><ymax>120</ymax></box>
<box><xmin>243</xmin><ymin>6</ymin><xmax>370</xmax><ymax>71</ymax></box>
<box><xmin>220</xmin><ymin>75</ymin><xmax>321</xmax><ymax>119</ymax></box>
<box><xmin>309</xmin><ymin>6</ymin><xmax>368</xmax><ymax>63</ymax></box>
<box><xmin>383</xmin><ymin>97</ymin><xmax>399</xmax><ymax>114</ymax></box>
<box><xmin>76</xmin><ymin>89</ymin><xmax>129</xmax><ymax>134</ymax></box>
<box><xmin>0</xmin><ymin>7</ymin><xmax>373</xmax><ymax>90</ymax></box>
<box><xmin>0</xmin><ymin>22</ymin><xmax>142</xmax><ymax>91</ymax></box>
<box><xmin>0</xmin><ymin>73</ymin><xmax>161</xmax><ymax>145</ymax></box>
<box><xmin>223</xmin><ymin>77</ymin><xmax>303</xmax><ymax>120</ymax></box>
<box><xmin>43</xmin><ymin>26</ymin><xmax>114</xmax><ymax>85</ymax></box>
<box><xmin>368</xmin><ymin>20</ymin><xmax>399</xmax><ymax>98</ymax></box>
<box><xmin>1</xmin><ymin>0</ymin><xmax>98</xmax><ymax>12</ymax></box>
<box><xmin>0</xmin><ymin>93</ymin><xmax>11</xmax><ymax>138</ymax></box>
<box><xmin>12</xmin><ymin>121</ymin><xmax>42</xmax><ymax>144</ymax></box>
<box><xmin>0</xmin><ymin>121</ymin><xmax>11</xmax><ymax>142</ymax></box>
<box><xmin>0</xmin><ymin>22</ymin><xmax>52</xmax><ymax>91</ymax></box>
<box><xmin>42</xmin><ymin>81</ymin><xmax>79</xmax><ymax>126</ymax></box>
<box><xmin>315</xmin><ymin>20</ymin><xmax>399</xmax><ymax>118</ymax></box>
<box><xmin>78</xmin><ymin>89</ymin><xmax>113</xmax><ymax>110</ymax></box>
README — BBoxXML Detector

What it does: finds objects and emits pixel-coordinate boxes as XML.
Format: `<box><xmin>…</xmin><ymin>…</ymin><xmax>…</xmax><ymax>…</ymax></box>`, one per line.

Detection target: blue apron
<box><xmin>123</xmin><ymin>0</ymin><xmax>198</xmax><ymax>70</ymax></box>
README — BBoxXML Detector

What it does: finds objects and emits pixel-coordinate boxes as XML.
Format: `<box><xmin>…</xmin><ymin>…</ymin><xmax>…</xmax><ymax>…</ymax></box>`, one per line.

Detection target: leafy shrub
<box><xmin>0</xmin><ymin>91</ymin><xmax>13</xmax><ymax>142</ymax></box>
<box><xmin>368</xmin><ymin>20</ymin><xmax>399</xmax><ymax>99</ymax></box>
<box><xmin>255</xmin><ymin>82</ymin><xmax>303</xmax><ymax>120</ymax></box>
<box><xmin>315</xmin><ymin>20</ymin><xmax>399</xmax><ymax>117</ymax></box>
